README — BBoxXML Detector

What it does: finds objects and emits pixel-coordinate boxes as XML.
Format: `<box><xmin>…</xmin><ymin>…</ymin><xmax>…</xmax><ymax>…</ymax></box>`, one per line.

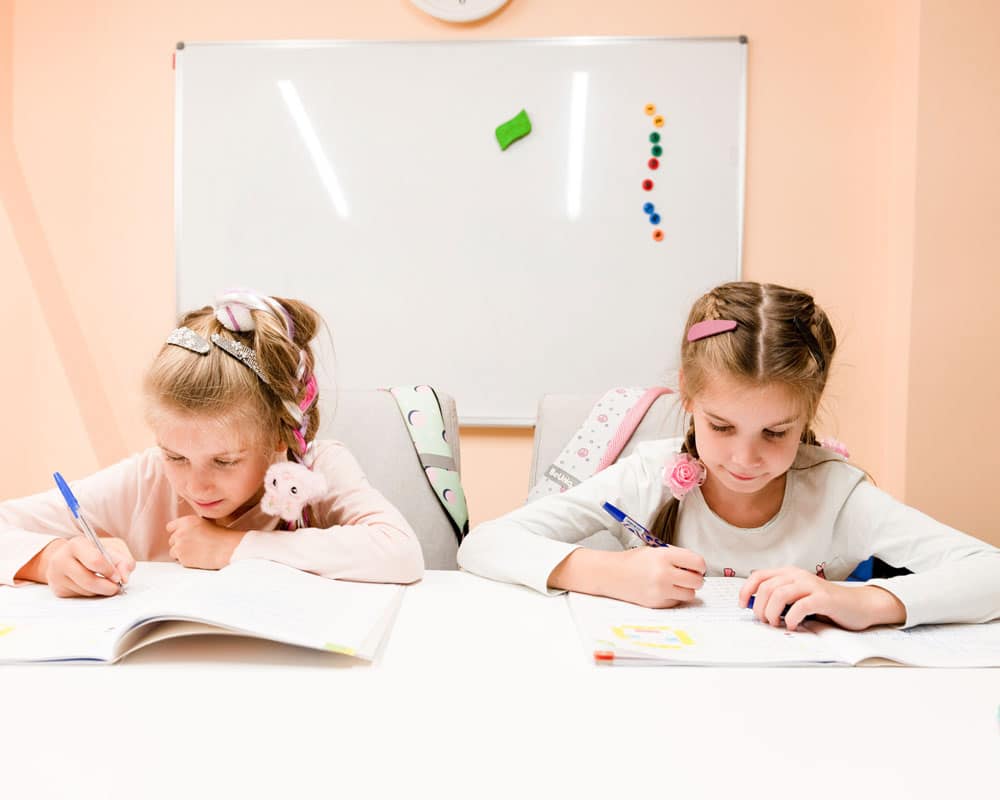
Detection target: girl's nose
<box><xmin>733</xmin><ymin>440</ymin><xmax>761</xmax><ymax>469</ymax></box>
<box><xmin>189</xmin><ymin>469</ymin><xmax>214</xmax><ymax>495</ymax></box>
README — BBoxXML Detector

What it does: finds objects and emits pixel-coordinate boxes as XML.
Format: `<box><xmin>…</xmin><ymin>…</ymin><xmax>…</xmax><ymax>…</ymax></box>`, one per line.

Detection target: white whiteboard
<box><xmin>176</xmin><ymin>37</ymin><xmax>745</xmax><ymax>425</ymax></box>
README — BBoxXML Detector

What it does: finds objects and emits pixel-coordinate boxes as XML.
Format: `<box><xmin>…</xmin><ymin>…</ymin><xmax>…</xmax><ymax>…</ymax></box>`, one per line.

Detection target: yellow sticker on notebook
<box><xmin>323</xmin><ymin>643</ymin><xmax>356</xmax><ymax>656</ymax></box>
<box><xmin>610</xmin><ymin>624</ymin><xmax>694</xmax><ymax>650</ymax></box>
<box><xmin>0</xmin><ymin>625</ymin><xmax>15</xmax><ymax>638</ymax></box>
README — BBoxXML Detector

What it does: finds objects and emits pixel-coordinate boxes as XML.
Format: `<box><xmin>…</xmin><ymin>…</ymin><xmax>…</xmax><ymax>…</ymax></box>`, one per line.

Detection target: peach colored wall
<box><xmin>1</xmin><ymin>1</ymin><xmax>995</xmax><ymax>544</ymax></box>
<box><xmin>904</xmin><ymin>0</ymin><xmax>1000</xmax><ymax>546</ymax></box>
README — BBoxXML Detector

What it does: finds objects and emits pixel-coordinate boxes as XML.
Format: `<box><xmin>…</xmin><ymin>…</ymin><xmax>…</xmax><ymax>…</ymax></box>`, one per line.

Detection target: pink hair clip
<box><xmin>687</xmin><ymin>319</ymin><xmax>738</xmax><ymax>342</ymax></box>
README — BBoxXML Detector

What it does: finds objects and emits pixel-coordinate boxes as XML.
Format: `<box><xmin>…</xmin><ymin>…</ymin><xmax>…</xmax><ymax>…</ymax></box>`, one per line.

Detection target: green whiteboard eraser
<box><xmin>495</xmin><ymin>109</ymin><xmax>532</xmax><ymax>151</ymax></box>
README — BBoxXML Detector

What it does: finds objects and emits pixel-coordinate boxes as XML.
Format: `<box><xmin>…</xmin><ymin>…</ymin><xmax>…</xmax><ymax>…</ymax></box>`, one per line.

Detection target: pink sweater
<box><xmin>0</xmin><ymin>441</ymin><xmax>424</xmax><ymax>586</ymax></box>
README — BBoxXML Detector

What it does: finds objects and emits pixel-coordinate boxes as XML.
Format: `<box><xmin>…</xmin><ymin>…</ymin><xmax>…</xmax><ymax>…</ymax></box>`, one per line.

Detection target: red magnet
<box><xmin>648</xmin><ymin>158</ymin><xmax>659</xmax><ymax>170</ymax></box>
<box><xmin>642</xmin><ymin>179</ymin><xmax>654</xmax><ymax>191</ymax></box>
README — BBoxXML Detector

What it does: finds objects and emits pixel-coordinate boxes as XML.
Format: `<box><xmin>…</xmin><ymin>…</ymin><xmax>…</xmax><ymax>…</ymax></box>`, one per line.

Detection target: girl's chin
<box><xmin>190</xmin><ymin>501</ymin><xmax>229</xmax><ymax>517</ymax></box>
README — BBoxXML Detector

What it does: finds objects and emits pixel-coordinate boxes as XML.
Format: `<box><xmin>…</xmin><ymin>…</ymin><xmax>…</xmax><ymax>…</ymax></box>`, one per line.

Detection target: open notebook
<box><xmin>0</xmin><ymin>560</ymin><xmax>404</xmax><ymax>664</ymax></box>
<box><xmin>569</xmin><ymin>578</ymin><xmax>1000</xmax><ymax>667</ymax></box>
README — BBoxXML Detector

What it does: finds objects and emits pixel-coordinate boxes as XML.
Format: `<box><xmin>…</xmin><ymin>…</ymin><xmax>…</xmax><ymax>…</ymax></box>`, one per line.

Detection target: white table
<box><xmin>2</xmin><ymin>570</ymin><xmax>997</xmax><ymax>799</ymax></box>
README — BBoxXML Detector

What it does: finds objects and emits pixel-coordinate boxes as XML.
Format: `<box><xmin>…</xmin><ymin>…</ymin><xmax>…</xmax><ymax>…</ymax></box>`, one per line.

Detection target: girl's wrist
<box><xmin>14</xmin><ymin>539</ymin><xmax>66</xmax><ymax>584</ymax></box>
<box><xmin>863</xmin><ymin>585</ymin><xmax>907</xmax><ymax>627</ymax></box>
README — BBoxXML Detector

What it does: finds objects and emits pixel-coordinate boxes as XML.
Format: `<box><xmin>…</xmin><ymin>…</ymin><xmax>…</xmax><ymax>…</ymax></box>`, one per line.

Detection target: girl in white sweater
<box><xmin>458</xmin><ymin>282</ymin><xmax>1000</xmax><ymax>631</ymax></box>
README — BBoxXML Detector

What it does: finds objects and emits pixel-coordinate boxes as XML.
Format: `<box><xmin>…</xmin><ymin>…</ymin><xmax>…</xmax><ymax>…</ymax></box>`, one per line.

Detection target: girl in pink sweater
<box><xmin>1</xmin><ymin>291</ymin><xmax>424</xmax><ymax>595</ymax></box>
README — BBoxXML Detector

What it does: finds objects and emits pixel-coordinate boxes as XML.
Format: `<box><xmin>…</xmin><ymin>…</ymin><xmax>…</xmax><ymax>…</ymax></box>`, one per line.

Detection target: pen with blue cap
<box><xmin>603</xmin><ymin>501</ymin><xmax>707</xmax><ymax>578</ymax></box>
<box><xmin>53</xmin><ymin>471</ymin><xmax>125</xmax><ymax>594</ymax></box>
<box><xmin>602</xmin><ymin>501</ymin><xmax>665</xmax><ymax>548</ymax></box>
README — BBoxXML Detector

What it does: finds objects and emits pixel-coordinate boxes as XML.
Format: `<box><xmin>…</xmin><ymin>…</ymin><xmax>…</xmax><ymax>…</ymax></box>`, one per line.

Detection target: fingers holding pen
<box><xmin>44</xmin><ymin>536</ymin><xmax>127</xmax><ymax>597</ymax></box>
<box><xmin>75</xmin><ymin>541</ymin><xmax>123</xmax><ymax>586</ymax></box>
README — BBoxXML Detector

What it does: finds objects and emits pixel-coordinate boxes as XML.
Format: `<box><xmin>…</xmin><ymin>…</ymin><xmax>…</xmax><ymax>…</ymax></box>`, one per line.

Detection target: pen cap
<box><xmin>53</xmin><ymin>472</ymin><xmax>81</xmax><ymax>518</ymax></box>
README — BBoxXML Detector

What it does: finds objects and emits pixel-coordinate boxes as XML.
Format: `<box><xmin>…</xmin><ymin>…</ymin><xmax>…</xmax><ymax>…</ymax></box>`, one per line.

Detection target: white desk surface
<box><xmin>2</xmin><ymin>570</ymin><xmax>997</xmax><ymax>799</ymax></box>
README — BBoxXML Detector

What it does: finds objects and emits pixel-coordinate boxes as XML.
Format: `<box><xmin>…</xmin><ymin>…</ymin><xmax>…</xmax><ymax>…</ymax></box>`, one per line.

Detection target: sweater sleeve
<box><xmin>0</xmin><ymin>453</ymin><xmax>152</xmax><ymax>586</ymax></box>
<box><xmin>836</xmin><ymin>480</ymin><xmax>1000</xmax><ymax>627</ymax></box>
<box><xmin>231</xmin><ymin>442</ymin><xmax>424</xmax><ymax>584</ymax></box>
<box><xmin>457</xmin><ymin>440</ymin><xmax>674</xmax><ymax>595</ymax></box>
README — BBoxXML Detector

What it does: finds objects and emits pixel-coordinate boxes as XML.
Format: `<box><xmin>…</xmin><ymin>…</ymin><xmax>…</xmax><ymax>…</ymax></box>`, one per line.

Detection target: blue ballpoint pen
<box><xmin>601</xmin><ymin>501</ymin><xmax>665</xmax><ymax>548</ymax></box>
<box><xmin>603</xmin><ymin>501</ymin><xmax>706</xmax><ymax>578</ymax></box>
<box><xmin>53</xmin><ymin>471</ymin><xmax>125</xmax><ymax>594</ymax></box>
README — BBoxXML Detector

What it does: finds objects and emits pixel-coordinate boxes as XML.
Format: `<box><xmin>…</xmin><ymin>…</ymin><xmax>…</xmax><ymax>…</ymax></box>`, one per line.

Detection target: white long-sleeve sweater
<box><xmin>458</xmin><ymin>438</ymin><xmax>1000</xmax><ymax>628</ymax></box>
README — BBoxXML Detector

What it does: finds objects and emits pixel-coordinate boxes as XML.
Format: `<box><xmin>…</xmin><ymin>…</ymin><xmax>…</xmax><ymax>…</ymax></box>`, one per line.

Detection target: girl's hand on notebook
<box><xmin>167</xmin><ymin>515</ymin><xmax>245</xmax><ymax>570</ymax></box>
<box><xmin>738</xmin><ymin>567</ymin><xmax>907</xmax><ymax>631</ymax></box>
<box><xmin>41</xmin><ymin>535</ymin><xmax>136</xmax><ymax>597</ymax></box>
<box><xmin>613</xmin><ymin>546</ymin><xmax>707</xmax><ymax>608</ymax></box>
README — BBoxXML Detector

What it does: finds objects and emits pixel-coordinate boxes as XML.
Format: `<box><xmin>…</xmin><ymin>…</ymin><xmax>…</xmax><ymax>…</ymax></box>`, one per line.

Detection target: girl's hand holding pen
<box><xmin>39</xmin><ymin>535</ymin><xmax>135</xmax><ymax>598</ymax></box>
<box><xmin>614</xmin><ymin>546</ymin><xmax>707</xmax><ymax>608</ymax></box>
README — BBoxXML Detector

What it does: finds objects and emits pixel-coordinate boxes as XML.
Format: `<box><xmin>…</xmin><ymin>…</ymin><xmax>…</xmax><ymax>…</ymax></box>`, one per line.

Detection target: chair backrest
<box><xmin>319</xmin><ymin>389</ymin><xmax>461</xmax><ymax>570</ymax></box>
<box><xmin>528</xmin><ymin>391</ymin><xmax>687</xmax><ymax>492</ymax></box>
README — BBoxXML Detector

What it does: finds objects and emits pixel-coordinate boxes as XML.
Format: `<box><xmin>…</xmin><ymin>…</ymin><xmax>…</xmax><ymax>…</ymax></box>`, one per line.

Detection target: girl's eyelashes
<box><xmin>162</xmin><ymin>451</ymin><xmax>240</xmax><ymax>467</ymax></box>
<box><xmin>706</xmin><ymin>422</ymin><xmax>789</xmax><ymax>439</ymax></box>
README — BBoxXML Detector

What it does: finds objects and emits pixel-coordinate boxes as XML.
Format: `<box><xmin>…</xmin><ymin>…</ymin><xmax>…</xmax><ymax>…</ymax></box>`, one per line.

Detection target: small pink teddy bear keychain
<box><xmin>261</xmin><ymin>462</ymin><xmax>328</xmax><ymax>529</ymax></box>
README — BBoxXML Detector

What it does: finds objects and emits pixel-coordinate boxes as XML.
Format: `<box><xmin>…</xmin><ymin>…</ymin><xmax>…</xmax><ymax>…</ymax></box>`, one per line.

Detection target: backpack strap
<box><xmin>527</xmin><ymin>386</ymin><xmax>673</xmax><ymax>503</ymax></box>
<box><xmin>383</xmin><ymin>386</ymin><xmax>469</xmax><ymax>542</ymax></box>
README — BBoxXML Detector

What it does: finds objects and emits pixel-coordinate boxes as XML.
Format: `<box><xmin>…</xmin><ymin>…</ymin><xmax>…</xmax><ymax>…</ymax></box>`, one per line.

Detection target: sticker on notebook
<box><xmin>610</xmin><ymin>624</ymin><xmax>694</xmax><ymax>650</ymax></box>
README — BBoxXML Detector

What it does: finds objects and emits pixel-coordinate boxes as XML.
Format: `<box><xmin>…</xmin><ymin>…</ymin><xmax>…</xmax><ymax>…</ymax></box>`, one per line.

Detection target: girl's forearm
<box><xmin>548</xmin><ymin>548</ymin><xmax>622</xmax><ymax>597</ymax></box>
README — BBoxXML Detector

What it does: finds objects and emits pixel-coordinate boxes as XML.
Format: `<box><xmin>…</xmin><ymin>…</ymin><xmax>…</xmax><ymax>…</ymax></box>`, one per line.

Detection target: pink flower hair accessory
<box><xmin>818</xmin><ymin>437</ymin><xmax>850</xmax><ymax>459</ymax></box>
<box><xmin>663</xmin><ymin>452</ymin><xmax>707</xmax><ymax>501</ymax></box>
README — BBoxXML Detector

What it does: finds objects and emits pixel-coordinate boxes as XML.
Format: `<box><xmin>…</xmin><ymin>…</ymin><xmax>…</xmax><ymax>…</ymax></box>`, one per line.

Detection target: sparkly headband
<box><xmin>166</xmin><ymin>326</ymin><xmax>270</xmax><ymax>384</ymax></box>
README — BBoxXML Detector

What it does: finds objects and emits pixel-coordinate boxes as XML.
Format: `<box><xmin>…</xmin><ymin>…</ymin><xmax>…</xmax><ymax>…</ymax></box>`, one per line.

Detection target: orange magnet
<box><xmin>644</xmin><ymin>103</ymin><xmax>656</xmax><ymax>116</ymax></box>
<box><xmin>653</xmin><ymin>229</ymin><xmax>664</xmax><ymax>241</ymax></box>
<box><xmin>653</xmin><ymin>115</ymin><xmax>664</xmax><ymax>128</ymax></box>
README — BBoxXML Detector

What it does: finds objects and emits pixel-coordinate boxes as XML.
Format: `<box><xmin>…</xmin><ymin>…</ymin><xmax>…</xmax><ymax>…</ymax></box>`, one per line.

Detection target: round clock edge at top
<box><xmin>410</xmin><ymin>0</ymin><xmax>512</xmax><ymax>23</ymax></box>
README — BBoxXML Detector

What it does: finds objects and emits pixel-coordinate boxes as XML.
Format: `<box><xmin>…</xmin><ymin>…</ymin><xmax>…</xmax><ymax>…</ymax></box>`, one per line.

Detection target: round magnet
<box><xmin>642</xmin><ymin>179</ymin><xmax>654</xmax><ymax>191</ymax></box>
